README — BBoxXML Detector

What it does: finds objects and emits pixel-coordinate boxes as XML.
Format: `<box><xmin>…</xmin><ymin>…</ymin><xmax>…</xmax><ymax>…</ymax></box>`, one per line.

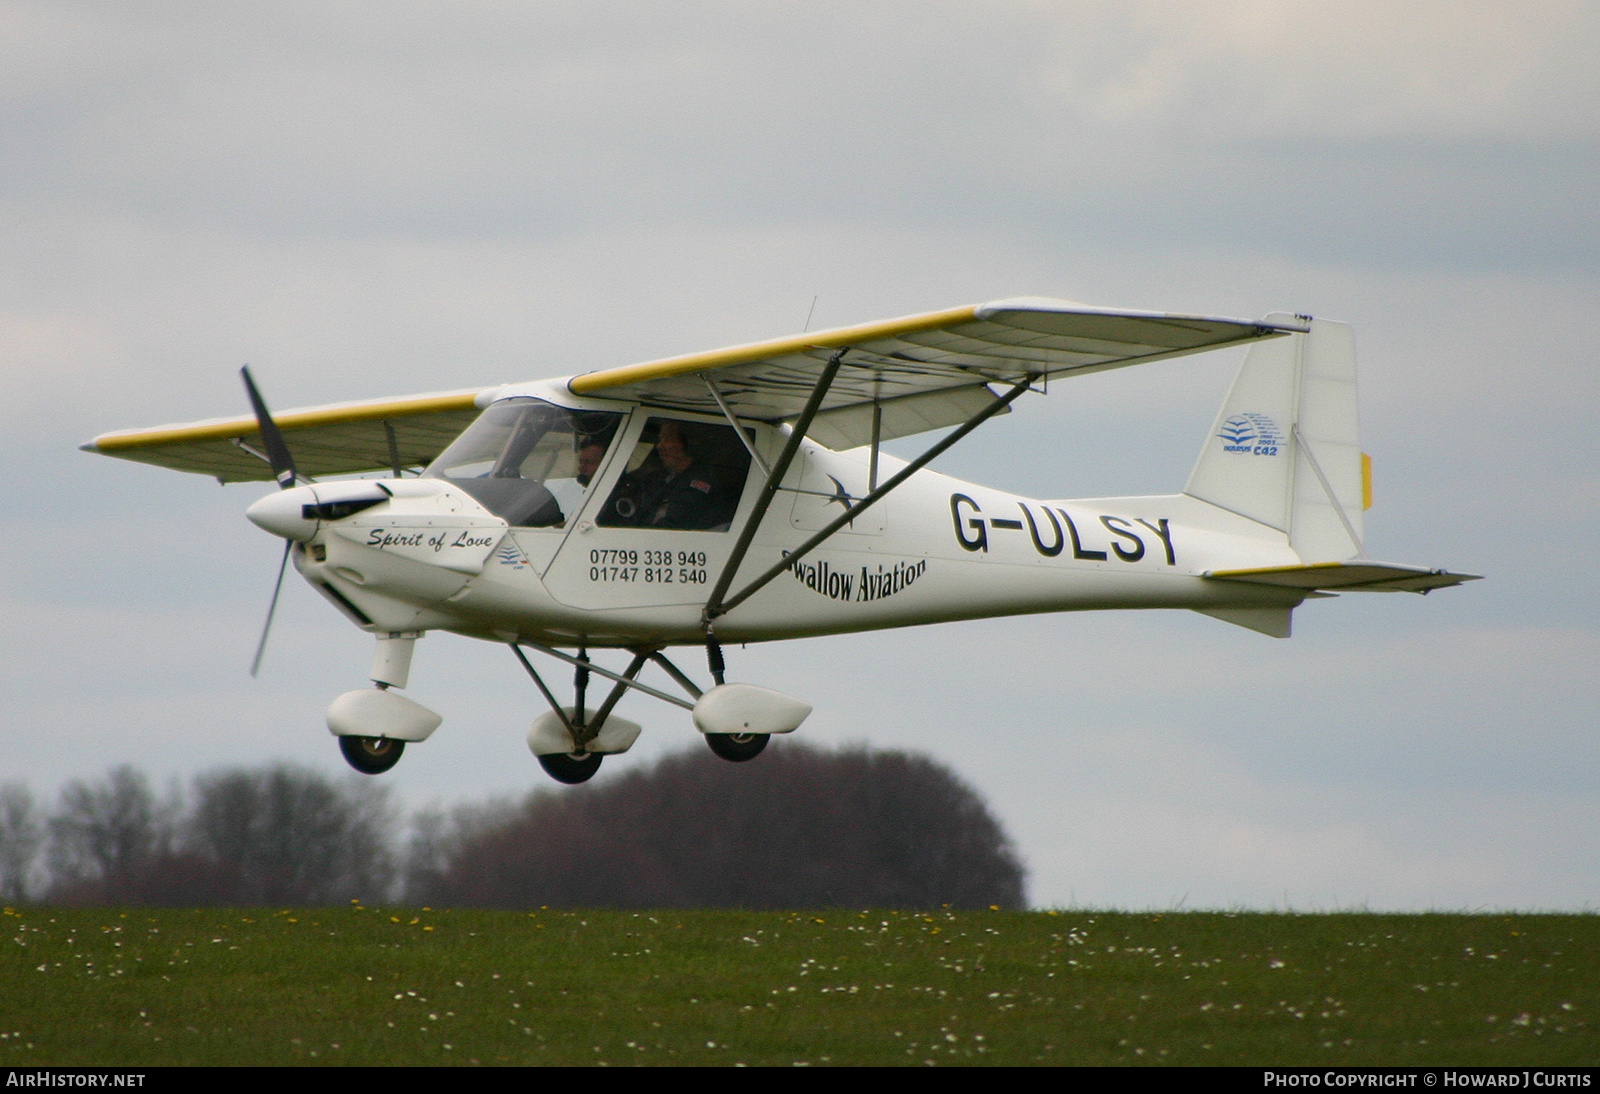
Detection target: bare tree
<box><xmin>0</xmin><ymin>783</ymin><xmax>43</xmax><ymax>903</ymax></box>
<box><xmin>431</xmin><ymin>743</ymin><xmax>1026</xmax><ymax>910</ymax></box>
<box><xmin>188</xmin><ymin>764</ymin><xmax>396</xmax><ymax>904</ymax></box>
<box><xmin>27</xmin><ymin>748</ymin><xmax>1021</xmax><ymax>911</ymax></box>
<box><xmin>47</xmin><ymin>766</ymin><xmax>170</xmax><ymax>900</ymax></box>
<box><xmin>404</xmin><ymin>797</ymin><xmax>518</xmax><ymax>905</ymax></box>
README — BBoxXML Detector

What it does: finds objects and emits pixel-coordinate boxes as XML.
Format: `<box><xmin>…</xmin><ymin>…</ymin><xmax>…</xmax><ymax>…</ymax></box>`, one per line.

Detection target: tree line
<box><xmin>0</xmin><ymin>744</ymin><xmax>1025</xmax><ymax>909</ymax></box>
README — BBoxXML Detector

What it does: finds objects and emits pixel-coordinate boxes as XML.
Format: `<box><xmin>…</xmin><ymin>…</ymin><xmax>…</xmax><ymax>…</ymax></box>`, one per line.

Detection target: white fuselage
<box><xmin>277</xmin><ymin>398</ymin><xmax>1304</xmax><ymax>651</ymax></box>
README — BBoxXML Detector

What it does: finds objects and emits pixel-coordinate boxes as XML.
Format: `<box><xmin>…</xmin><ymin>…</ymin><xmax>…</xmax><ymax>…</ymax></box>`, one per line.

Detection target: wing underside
<box><xmin>569</xmin><ymin>297</ymin><xmax>1306</xmax><ymax>448</ymax></box>
<box><xmin>84</xmin><ymin>389</ymin><xmax>486</xmax><ymax>482</ymax></box>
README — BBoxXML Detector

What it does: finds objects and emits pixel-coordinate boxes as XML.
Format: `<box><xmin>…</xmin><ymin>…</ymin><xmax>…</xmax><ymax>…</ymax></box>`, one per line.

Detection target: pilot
<box><xmin>607</xmin><ymin>421</ymin><xmax>730</xmax><ymax>530</ymax></box>
<box><xmin>575</xmin><ymin>440</ymin><xmax>607</xmax><ymax>486</ymax></box>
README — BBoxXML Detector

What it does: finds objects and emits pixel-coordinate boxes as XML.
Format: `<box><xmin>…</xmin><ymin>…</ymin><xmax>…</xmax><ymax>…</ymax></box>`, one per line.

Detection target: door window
<box><xmin>597</xmin><ymin>417</ymin><xmax>753</xmax><ymax>532</ymax></box>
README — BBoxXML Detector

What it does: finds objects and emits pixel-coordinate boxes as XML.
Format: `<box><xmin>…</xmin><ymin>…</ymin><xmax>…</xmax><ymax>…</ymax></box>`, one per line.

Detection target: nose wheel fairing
<box><xmin>325</xmin><ymin>687</ymin><xmax>441</xmax><ymax>742</ymax></box>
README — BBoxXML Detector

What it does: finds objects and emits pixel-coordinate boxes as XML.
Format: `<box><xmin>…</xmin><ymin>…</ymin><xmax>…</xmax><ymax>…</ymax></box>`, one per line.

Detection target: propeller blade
<box><xmin>240</xmin><ymin>366</ymin><xmax>301</xmax><ymax>490</ymax></box>
<box><xmin>250</xmin><ymin>539</ymin><xmax>292</xmax><ymax>678</ymax></box>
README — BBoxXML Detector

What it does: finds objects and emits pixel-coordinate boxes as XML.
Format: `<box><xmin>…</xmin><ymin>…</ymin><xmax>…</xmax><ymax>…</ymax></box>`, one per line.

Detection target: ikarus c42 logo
<box><xmin>1218</xmin><ymin>413</ymin><xmax>1283</xmax><ymax>456</ymax></box>
<box><xmin>495</xmin><ymin>539</ymin><xmax>532</xmax><ymax>569</ymax></box>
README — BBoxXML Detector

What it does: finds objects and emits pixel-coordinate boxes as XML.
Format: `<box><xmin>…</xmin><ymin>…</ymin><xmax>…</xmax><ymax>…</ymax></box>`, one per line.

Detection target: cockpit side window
<box><xmin>597</xmin><ymin>417</ymin><xmax>753</xmax><ymax>532</ymax></box>
<box><xmin>425</xmin><ymin>399</ymin><xmax>622</xmax><ymax>527</ymax></box>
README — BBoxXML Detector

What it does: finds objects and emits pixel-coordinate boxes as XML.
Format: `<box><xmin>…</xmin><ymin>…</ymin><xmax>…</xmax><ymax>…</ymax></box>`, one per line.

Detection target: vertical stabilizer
<box><xmin>1184</xmin><ymin>315</ymin><xmax>1364</xmax><ymax>562</ymax></box>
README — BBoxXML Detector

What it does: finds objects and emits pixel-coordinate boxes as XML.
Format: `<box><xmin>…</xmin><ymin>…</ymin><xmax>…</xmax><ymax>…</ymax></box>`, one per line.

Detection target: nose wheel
<box><xmin>537</xmin><ymin>752</ymin><xmax>603</xmax><ymax>784</ymax></box>
<box><xmin>339</xmin><ymin>735</ymin><xmax>405</xmax><ymax>774</ymax></box>
<box><xmin>705</xmin><ymin>732</ymin><xmax>769</xmax><ymax>762</ymax></box>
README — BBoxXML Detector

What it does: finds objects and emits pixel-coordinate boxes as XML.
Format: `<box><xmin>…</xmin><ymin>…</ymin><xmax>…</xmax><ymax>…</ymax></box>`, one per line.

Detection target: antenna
<box><xmin>802</xmin><ymin>295</ymin><xmax>818</xmax><ymax>333</ymax></box>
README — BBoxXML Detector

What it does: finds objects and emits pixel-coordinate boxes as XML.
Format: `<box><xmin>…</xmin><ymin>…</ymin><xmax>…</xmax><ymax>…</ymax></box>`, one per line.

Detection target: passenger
<box><xmin>607</xmin><ymin>422</ymin><xmax>729</xmax><ymax>530</ymax></box>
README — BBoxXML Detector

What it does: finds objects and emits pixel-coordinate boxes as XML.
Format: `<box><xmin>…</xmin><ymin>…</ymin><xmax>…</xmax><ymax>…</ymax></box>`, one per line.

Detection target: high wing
<box><xmin>83</xmin><ymin>298</ymin><xmax>1303</xmax><ymax>480</ymax></box>
<box><xmin>568</xmin><ymin>297</ymin><xmax>1309</xmax><ymax>449</ymax></box>
<box><xmin>82</xmin><ymin>388</ymin><xmax>488</xmax><ymax>482</ymax></box>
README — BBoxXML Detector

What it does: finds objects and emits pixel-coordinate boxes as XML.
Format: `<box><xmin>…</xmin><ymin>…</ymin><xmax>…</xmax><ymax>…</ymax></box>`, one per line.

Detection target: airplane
<box><xmin>83</xmin><ymin>298</ymin><xmax>1478</xmax><ymax>784</ymax></box>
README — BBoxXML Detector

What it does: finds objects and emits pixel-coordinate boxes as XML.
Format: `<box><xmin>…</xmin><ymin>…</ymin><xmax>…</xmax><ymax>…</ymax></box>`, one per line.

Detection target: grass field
<box><xmin>0</xmin><ymin>905</ymin><xmax>1594</xmax><ymax>1066</ymax></box>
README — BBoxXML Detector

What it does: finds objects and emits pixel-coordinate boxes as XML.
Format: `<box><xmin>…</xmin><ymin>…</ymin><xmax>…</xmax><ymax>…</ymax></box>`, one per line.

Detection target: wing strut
<box><xmin>383</xmin><ymin>421</ymin><xmax>405</xmax><ymax>479</ymax></box>
<box><xmin>702</xmin><ymin>349</ymin><xmax>846</xmax><ymax>626</ymax></box>
<box><xmin>703</xmin><ymin>376</ymin><xmax>771</xmax><ymax>477</ymax></box>
<box><xmin>705</xmin><ymin>373</ymin><xmax>1034</xmax><ymax>623</ymax></box>
<box><xmin>868</xmin><ymin>398</ymin><xmax>882</xmax><ymax>491</ymax></box>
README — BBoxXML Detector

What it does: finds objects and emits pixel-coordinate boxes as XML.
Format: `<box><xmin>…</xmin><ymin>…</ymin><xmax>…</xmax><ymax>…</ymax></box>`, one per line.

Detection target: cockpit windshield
<box><xmin>425</xmin><ymin>398</ymin><xmax>622</xmax><ymax>527</ymax></box>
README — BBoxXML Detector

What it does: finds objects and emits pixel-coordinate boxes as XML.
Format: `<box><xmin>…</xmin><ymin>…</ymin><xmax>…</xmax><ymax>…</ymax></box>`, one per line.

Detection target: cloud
<box><xmin>2</xmin><ymin>1</ymin><xmax>1597</xmax><ymax>909</ymax></box>
<box><xmin>3</xmin><ymin>2</ymin><xmax>1593</xmax><ymax>267</ymax></box>
<box><xmin>1044</xmin><ymin>1</ymin><xmax>1600</xmax><ymax>141</ymax></box>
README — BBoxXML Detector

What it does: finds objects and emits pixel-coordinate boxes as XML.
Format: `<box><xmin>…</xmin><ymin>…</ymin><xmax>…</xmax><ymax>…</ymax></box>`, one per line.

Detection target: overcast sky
<box><xmin>3</xmin><ymin>1</ymin><xmax>1597</xmax><ymax>909</ymax></box>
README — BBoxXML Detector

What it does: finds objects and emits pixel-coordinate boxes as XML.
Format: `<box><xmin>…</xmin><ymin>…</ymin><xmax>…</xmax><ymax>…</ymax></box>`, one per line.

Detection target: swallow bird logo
<box><xmin>825</xmin><ymin>474</ymin><xmax>858</xmax><ymax>511</ymax></box>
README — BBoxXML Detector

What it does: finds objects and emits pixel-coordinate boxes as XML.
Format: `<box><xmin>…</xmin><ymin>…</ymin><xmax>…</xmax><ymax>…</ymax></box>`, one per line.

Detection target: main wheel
<box><xmin>538</xmin><ymin>751</ymin><xmax>604</xmax><ymax>784</ymax></box>
<box><xmin>339</xmin><ymin>735</ymin><xmax>405</xmax><ymax>775</ymax></box>
<box><xmin>705</xmin><ymin>732</ymin><xmax>769</xmax><ymax>762</ymax></box>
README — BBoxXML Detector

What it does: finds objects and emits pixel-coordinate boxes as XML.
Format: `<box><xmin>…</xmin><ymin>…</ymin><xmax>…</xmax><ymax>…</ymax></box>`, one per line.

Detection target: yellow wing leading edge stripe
<box><xmin>88</xmin><ymin>389</ymin><xmax>486</xmax><ymax>453</ymax></box>
<box><xmin>567</xmin><ymin>305</ymin><xmax>980</xmax><ymax>395</ymax></box>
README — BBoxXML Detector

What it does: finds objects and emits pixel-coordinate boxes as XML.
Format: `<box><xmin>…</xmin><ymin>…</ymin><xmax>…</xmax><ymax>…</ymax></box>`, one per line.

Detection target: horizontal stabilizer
<box><xmin>1206</xmin><ymin>561</ymin><xmax>1481</xmax><ymax>594</ymax></box>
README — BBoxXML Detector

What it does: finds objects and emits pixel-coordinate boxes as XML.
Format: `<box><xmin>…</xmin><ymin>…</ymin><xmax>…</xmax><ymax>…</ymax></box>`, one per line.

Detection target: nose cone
<box><xmin>247</xmin><ymin>486</ymin><xmax>318</xmax><ymax>541</ymax></box>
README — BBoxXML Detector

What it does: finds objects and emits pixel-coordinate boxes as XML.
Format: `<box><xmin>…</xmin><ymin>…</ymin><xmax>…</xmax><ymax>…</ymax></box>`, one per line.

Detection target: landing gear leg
<box><xmin>573</xmin><ymin>644</ymin><xmax>590</xmax><ymax>736</ymax></box>
<box><xmin>328</xmin><ymin>633</ymin><xmax>433</xmax><ymax>775</ymax></box>
<box><xmin>696</xmin><ymin>632</ymin><xmax>769</xmax><ymax>762</ymax></box>
<box><xmin>705</xmin><ymin>629</ymin><xmax>727</xmax><ymax>686</ymax></box>
<box><xmin>512</xmin><ymin>641</ymin><xmax>640</xmax><ymax>785</ymax></box>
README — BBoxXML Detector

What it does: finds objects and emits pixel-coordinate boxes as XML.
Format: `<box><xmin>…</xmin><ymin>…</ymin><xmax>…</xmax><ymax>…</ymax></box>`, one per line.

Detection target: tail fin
<box><xmin>1184</xmin><ymin>315</ymin><xmax>1367</xmax><ymax>562</ymax></box>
